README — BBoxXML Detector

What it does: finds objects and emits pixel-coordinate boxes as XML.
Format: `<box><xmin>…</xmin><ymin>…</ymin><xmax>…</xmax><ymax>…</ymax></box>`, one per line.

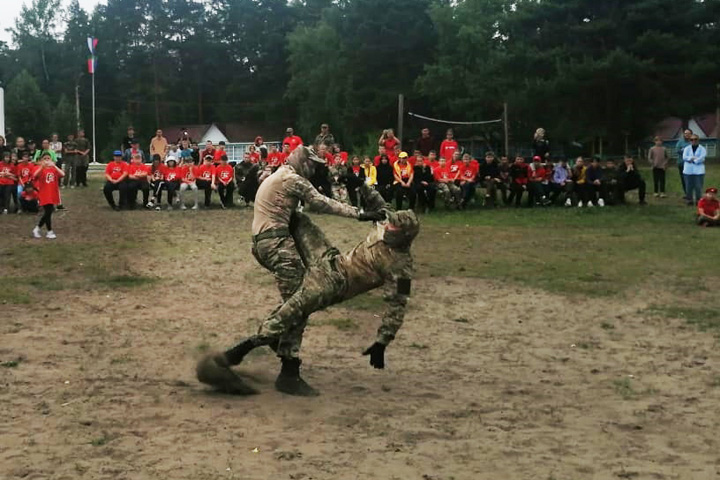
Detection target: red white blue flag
<box><xmin>87</xmin><ymin>37</ymin><xmax>98</xmax><ymax>74</ymax></box>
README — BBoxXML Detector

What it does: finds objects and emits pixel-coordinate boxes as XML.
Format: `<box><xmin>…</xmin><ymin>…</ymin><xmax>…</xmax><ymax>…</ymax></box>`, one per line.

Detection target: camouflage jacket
<box><xmin>252</xmin><ymin>164</ymin><xmax>358</xmax><ymax>235</ymax></box>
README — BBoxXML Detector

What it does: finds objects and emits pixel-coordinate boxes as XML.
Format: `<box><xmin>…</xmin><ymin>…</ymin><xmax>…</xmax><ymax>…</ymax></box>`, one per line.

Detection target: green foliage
<box><xmin>51</xmin><ymin>95</ymin><xmax>76</xmax><ymax>137</ymax></box>
<box><xmin>5</xmin><ymin>70</ymin><xmax>51</xmax><ymax>141</ymax></box>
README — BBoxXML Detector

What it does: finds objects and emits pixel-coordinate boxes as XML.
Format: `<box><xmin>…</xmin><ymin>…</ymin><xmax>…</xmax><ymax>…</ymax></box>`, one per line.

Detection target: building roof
<box><xmin>160</xmin><ymin>123</ymin><xmax>283</xmax><ymax>144</ymax></box>
<box><xmin>653</xmin><ymin>117</ymin><xmax>682</xmax><ymax>141</ymax></box>
<box><xmin>161</xmin><ymin>125</ymin><xmax>213</xmax><ymax>144</ymax></box>
<box><xmin>692</xmin><ymin>113</ymin><xmax>718</xmax><ymax>138</ymax></box>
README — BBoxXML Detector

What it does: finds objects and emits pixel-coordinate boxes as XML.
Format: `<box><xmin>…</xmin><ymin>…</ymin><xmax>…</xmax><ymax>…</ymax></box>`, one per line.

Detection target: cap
<box><xmin>204</xmin><ymin>154</ymin><xmax>213</xmax><ymax>161</ymax></box>
<box><xmin>219</xmin><ymin>141</ymin><xmax>226</xmax><ymax>146</ymax></box>
<box><xmin>131</xmin><ymin>138</ymin><xmax>140</xmax><ymax>144</ymax></box>
<box><xmin>166</xmin><ymin>155</ymin><xmax>178</xmax><ymax>163</ymax></box>
<box><xmin>286</xmin><ymin>127</ymin><xmax>293</xmax><ymax>133</ymax></box>
<box><xmin>398</xmin><ymin>151</ymin><xmax>408</xmax><ymax>159</ymax></box>
<box><xmin>706</xmin><ymin>187</ymin><xmax>718</xmax><ymax>194</ymax></box>
<box><xmin>532</xmin><ymin>155</ymin><xmax>542</xmax><ymax>162</ymax></box>
<box><xmin>113</xmin><ymin>150</ymin><xmax>123</xmax><ymax>156</ymax></box>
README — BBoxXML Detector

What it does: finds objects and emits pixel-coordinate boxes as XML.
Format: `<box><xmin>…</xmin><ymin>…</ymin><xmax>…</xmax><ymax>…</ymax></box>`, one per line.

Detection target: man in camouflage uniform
<box><xmin>197</xmin><ymin>191</ymin><xmax>418</xmax><ymax>396</ymax></box>
<box><xmin>202</xmin><ymin>146</ymin><xmax>382</xmax><ymax>396</ymax></box>
<box><xmin>62</xmin><ymin>134</ymin><xmax>77</xmax><ymax>188</ymax></box>
<box><xmin>74</xmin><ymin>129</ymin><xmax>91</xmax><ymax>187</ymax></box>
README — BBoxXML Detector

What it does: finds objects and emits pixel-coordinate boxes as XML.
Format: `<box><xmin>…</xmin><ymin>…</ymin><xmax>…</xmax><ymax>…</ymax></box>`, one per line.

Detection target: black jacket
<box><xmin>377</xmin><ymin>163</ymin><xmax>394</xmax><ymax>187</ymax></box>
<box><xmin>479</xmin><ymin>160</ymin><xmax>500</xmax><ymax>179</ymax></box>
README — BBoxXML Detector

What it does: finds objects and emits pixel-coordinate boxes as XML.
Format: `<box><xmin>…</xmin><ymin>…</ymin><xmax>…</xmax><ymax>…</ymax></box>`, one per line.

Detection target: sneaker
<box><xmin>46</xmin><ymin>231</ymin><xmax>57</xmax><ymax>239</ymax></box>
<box><xmin>32</xmin><ymin>226</ymin><xmax>41</xmax><ymax>238</ymax></box>
<box><xmin>70</xmin><ymin>185</ymin><xmax>75</xmax><ymax>189</ymax></box>
<box><xmin>57</xmin><ymin>204</ymin><xmax>65</xmax><ymax>210</ymax></box>
<box><xmin>587</xmin><ymin>201</ymin><xmax>594</xmax><ymax>208</ymax></box>
<box><xmin>2</xmin><ymin>209</ymin><xmax>7</xmax><ymax>215</ymax></box>
<box><xmin>653</xmin><ymin>193</ymin><xmax>659</xmax><ymax>198</ymax></box>
<box><xmin>180</xmin><ymin>204</ymin><xmax>187</xmax><ymax>210</ymax></box>
<box><xmin>146</xmin><ymin>202</ymin><xmax>154</xmax><ymax>209</ymax></box>
<box><xmin>191</xmin><ymin>204</ymin><xmax>199</xmax><ymax>210</ymax></box>
<box><xmin>598</xmin><ymin>198</ymin><xmax>605</xmax><ymax>207</ymax></box>
<box><xmin>565</xmin><ymin>198</ymin><xmax>572</xmax><ymax>207</ymax></box>
<box><xmin>155</xmin><ymin>206</ymin><xmax>161</xmax><ymax>211</ymax></box>
<box><xmin>577</xmin><ymin>201</ymin><xmax>583</xmax><ymax>208</ymax></box>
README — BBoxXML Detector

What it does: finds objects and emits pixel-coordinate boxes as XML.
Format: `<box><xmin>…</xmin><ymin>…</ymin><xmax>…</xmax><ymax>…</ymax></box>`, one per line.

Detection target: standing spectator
<box><xmin>32</xmin><ymin>154</ymin><xmax>64</xmax><ymax>239</ymax></box>
<box><xmin>178</xmin><ymin>157</ymin><xmax>200</xmax><ymax>210</ymax></box>
<box><xmin>585</xmin><ymin>157</ymin><xmax>606</xmax><ymax>207</ymax></box>
<box><xmin>675</xmin><ymin>129</ymin><xmax>692</xmax><ymax>199</ymax></box>
<box><xmin>479</xmin><ymin>152</ymin><xmax>503</xmax><ymax>207</ymax></box>
<box><xmin>235</xmin><ymin>153</ymin><xmax>260</xmax><ymax>205</ymax></box>
<box><xmin>374</xmin><ymin>145</ymin><xmax>388</xmax><ymax>166</ymax></box>
<box><xmin>617</xmin><ymin>156</ymin><xmax>647</xmax><ymax>205</ymax></box>
<box><xmin>379</xmin><ymin>129</ymin><xmax>400</xmax><ymax>153</ymax></box>
<box><xmin>148</xmin><ymin>155</ymin><xmax>165</xmax><ymax>210</ymax></box>
<box><xmin>163</xmin><ymin>156</ymin><xmax>182</xmax><ymax>210</ymax></box>
<box><xmin>532</xmin><ymin>128</ymin><xmax>550</xmax><ymax>160</ymax></box>
<box><xmin>414</xmin><ymin>154</ymin><xmax>436</xmax><ymax>212</ymax></box>
<box><xmin>549</xmin><ymin>158</ymin><xmax>573</xmax><ymax>206</ymax></box>
<box><xmin>648</xmin><ymin>136</ymin><xmax>669</xmax><ymax>198</ymax></box>
<box><xmin>283</xmin><ymin>128</ymin><xmax>304</xmax><ymax>152</ymax></box>
<box><xmin>200</xmin><ymin>140</ymin><xmax>216</xmax><ymax>162</ymax></box>
<box><xmin>191</xmin><ymin>142</ymin><xmax>200</xmax><ymax>164</ymax></box>
<box><xmin>0</xmin><ymin>152</ymin><xmax>17</xmax><ymax>214</ymax></box>
<box><xmin>697</xmin><ymin>187</ymin><xmax>719</xmax><ymax>227</ymax></box>
<box><xmin>33</xmin><ymin>139</ymin><xmax>58</xmax><ymax>163</ymax></box>
<box><xmin>63</xmin><ymin>134</ymin><xmax>77</xmax><ymax>188</ymax></box>
<box><xmin>376</xmin><ymin>154</ymin><xmax>395</xmax><ymax>202</ymax></box>
<box><xmin>213</xmin><ymin>155</ymin><xmax>235</xmax><ymax>208</ymax></box>
<box><xmin>254</xmin><ymin>136</ymin><xmax>268</xmax><ymax>161</ymax></box>
<box><xmin>213</xmin><ymin>141</ymin><xmax>228</xmax><ymax>165</ymax></box>
<box><xmin>27</xmin><ymin>139</ymin><xmax>38</xmax><ymax>160</ymax></box>
<box><xmin>314</xmin><ymin>124</ymin><xmax>335</xmax><ymax>149</ymax></box>
<box><xmin>175</xmin><ymin>128</ymin><xmax>193</xmax><ymax>145</ymax></box>
<box><xmin>439</xmin><ymin>129</ymin><xmax>459</xmax><ymax>162</ymax></box>
<box><xmin>150</xmin><ymin>129</ymin><xmax>169</xmax><ymax>161</ymax></box>
<box><xmin>124</xmin><ymin>139</ymin><xmax>147</xmax><ymax>163</ymax></box>
<box><xmin>196</xmin><ymin>155</ymin><xmax>215</xmax><ymax>208</ymax></box>
<box><xmin>415</xmin><ymin>128</ymin><xmax>434</xmax><ymax>156</ymax></box>
<box><xmin>74</xmin><ymin>130</ymin><xmax>91</xmax><ymax>187</ymax></box>
<box><xmin>310</xmin><ymin>144</ymin><xmax>333</xmax><ymax>198</ymax></box>
<box><xmin>0</xmin><ymin>135</ymin><xmax>10</xmax><ymax>157</ymax></box>
<box><xmin>121</xmin><ymin>126</ymin><xmax>136</xmax><ymax>152</ymax></box>
<box><xmin>13</xmin><ymin>137</ymin><xmax>29</xmax><ymax>159</ymax></box>
<box><xmin>458</xmin><ymin>153</ymin><xmax>479</xmax><ymax>209</ymax></box>
<box><xmin>434</xmin><ymin>157</ymin><xmax>462</xmax><ymax>208</ymax></box>
<box><xmin>508</xmin><ymin>155</ymin><xmax>531</xmax><ymax>207</ymax></box>
<box><xmin>682</xmin><ymin>135</ymin><xmax>706</xmax><ymax>206</ymax></box>
<box><xmin>103</xmin><ymin>151</ymin><xmax>129</xmax><ymax>210</ymax></box>
<box><xmin>393</xmin><ymin>152</ymin><xmax>415</xmax><ymax>210</ymax></box>
<box><xmin>362</xmin><ymin>155</ymin><xmax>377</xmax><ymax>187</ymax></box>
<box><xmin>50</xmin><ymin>134</ymin><xmax>63</xmax><ymax>169</ymax></box>
<box><xmin>126</xmin><ymin>153</ymin><xmax>151</xmax><ymax>209</ymax></box>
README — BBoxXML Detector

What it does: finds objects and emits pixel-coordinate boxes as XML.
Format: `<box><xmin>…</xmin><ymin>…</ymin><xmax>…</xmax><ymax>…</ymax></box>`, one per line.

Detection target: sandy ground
<box><xmin>1</xmin><ymin>188</ymin><xmax>719</xmax><ymax>480</ymax></box>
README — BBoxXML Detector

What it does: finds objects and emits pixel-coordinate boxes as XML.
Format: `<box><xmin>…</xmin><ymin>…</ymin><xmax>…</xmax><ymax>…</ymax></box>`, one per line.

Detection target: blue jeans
<box><xmin>684</xmin><ymin>174</ymin><xmax>704</xmax><ymax>204</ymax></box>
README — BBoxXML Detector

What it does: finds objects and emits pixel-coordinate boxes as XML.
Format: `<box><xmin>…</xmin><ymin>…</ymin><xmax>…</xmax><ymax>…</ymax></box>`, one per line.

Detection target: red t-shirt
<box><xmin>105</xmin><ymin>161</ymin><xmax>128</xmax><ymax>181</ymax></box>
<box><xmin>434</xmin><ymin>166</ymin><xmax>452</xmax><ymax>182</ymax></box>
<box><xmin>21</xmin><ymin>188</ymin><xmax>38</xmax><ymax>202</ymax></box>
<box><xmin>196</xmin><ymin>164</ymin><xmax>215</xmax><ymax>181</ymax></box>
<box><xmin>283</xmin><ymin>135</ymin><xmax>303</xmax><ymax>152</ymax></box>
<box><xmin>17</xmin><ymin>162</ymin><xmax>38</xmax><ymax>185</ymax></box>
<box><xmin>213</xmin><ymin>149</ymin><xmax>228</xmax><ymax>164</ymax></box>
<box><xmin>150</xmin><ymin>166</ymin><xmax>165</xmax><ymax>181</ymax></box>
<box><xmin>698</xmin><ymin>197</ymin><xmax>719</xmax><ymax>217</ymax></box>
<box><xmin>448</xmin><ymin>161</ymin><xmax>462</xmax><ymax>178</ymax></box>
<box><xmin>0</xmin><ymin>161</ymin><xmax>16</xmax><ymax>185</ymax></box>
<box><xmin>338</xmin><ymin>151</ymin><xmax>348</xmax><ymax>163</ymax></box>
<box><xmin>350</xmin><ymin>165</ymin><xmax>362</xmax><ymax>176</ymax></box>
<box><xmin>128</xmin><ymin>163</ymin><xmax>150</xmax><ymax>179</ymax></box>
<box><xmin>460</xmin><ymin>162</ymin><xmax>479</xmax><ymax>181</ymax></box>
<box><xmin>249</xmin><ymin>152</ymin><xmax>260</xmax><ymax>164</ymax></box>
<box><xmin>180</xmin><ymin>165</ymin><xmax>198</xmax><ymax>183</ymax></box>
<box><xmin>215</xmin><ymin>164</ymin><xmax>234</xmax><ymax>184</ymax></box>
<box><xmin>163</xmin><ymin>165</ymin><xmax>181</xmax><ymax>182</ymax></box>
<box><xmin>530</xmin><ymin>166</ymin><xmax>546</xmax><ymax>182</ymax></box>
<box><xmin>200</xmin><ymin>148</ymin><xmax>215</xmax><ymax>161</ymax></box>
<box><xmin>267</xmin><ymin>152</ymin><xmax>282</xmax><ymax>167</ymax></box>
<box><xmin>439</xmin><ymin>140</ymin><xmax>459</xmax><ymax>161</ymax></box>
<box><xmin>383</xmin><ymin>137</ymin><xmax>399</xmax><ymax>152</ymax></box>
<box><xmin>35</xmin><ymin>167</ymin><xmax>61</xmax><ymax>206</ymax></box>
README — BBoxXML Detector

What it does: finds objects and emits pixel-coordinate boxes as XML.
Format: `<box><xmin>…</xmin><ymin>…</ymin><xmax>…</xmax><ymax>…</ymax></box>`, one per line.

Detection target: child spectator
<box><xmin>213</xmin><ymin>154</ymin><xmax>235</xmax><ymax>208</ymax></box>
<box><xmin>179</xmin><ymin>139</ymin><xmax>193</xmax><ymax>164</ymax></box>
<box><xmin>434</xmin><ymin>157</ymin><xmax>463</xmax><ymax>208</ymax></box>
<box><xmin>439</xmin><ymin>128</ymin><xmax>459</xmax><ymax>162</ymax></box>
<box><xmin>697</xmin><ymin>187</ymin><xmax>719</xmax><ymax>227</ymax></box>
<box><xmin>163</xmin><ymin>155</ymin><xmax>182</xmax><ymax>210</ymax></box>
<box><xmin>148</xmin><ymin>155</ymin><xmax>165</xmax><ymax>210</ymax></box>
<box><xmin>15</xmin><ymin>152</ymin><xmax>37</xmax><ymax>213</ymax></box>
<box><xmin>332</xmin><ymin>144</ymin><xmax>348</xmax><ymax>164</ymax></box>
<box><xmin>362</xmin><ymin>155</ymin><xmax>377</xmax><ymax>187</ymax></box>
<box><xmin>617</xmin><ymin>155</ymin><xmax>647</xmax><ymax>205</ymax></box>
<box><xmin>549</xmin><ymin>158</ymin><xmax>573</xmax><ymax>206</ymax></box>
<box><xmin>458</xmin><ymin>153</ymin><xmax>479</xmax><ymax>209</ymax></box>
<box><xmin>126</xmin><ymin>153</ymin><xmax>151</xmax><ymax>209</ymax></box>
<box><xmin>428</xmin><ymin>150</ymin><xmax>440</xmax><ymax>170</ymax></box>
<box><xmin>32</xmin><ymin>154</ymin><xmax>64</xmax><ymax>239</ymax></box>
<box><xmin>103</xmin><ymin>151</ymin><xmax>129</xmax><ymax>211</ymax></box>
<box><xmin>248</xmin><ymin>145</ymin><xmax>261</xmax><ymax>164</ymax></box>
<box><xmin>393</xmin><ymin>152</ymin><xmax>415</xmax><ymax>210</ymax></box>
<box><xmin>179</xmin><ymin>157</ymin><xmax>200</xmax><ymax>210</ymax></box>
<box><xmin>376</xmin><ymin>154</ymin><xmax>395</xmax><ymax>202</ymax></box>
<box><xmin>528</xmin><ymin>156</ymin><xmax>549</xmax><ymax>207</ymax></box>
<box><xmin>196</xmin><ymin>155</ymin><xmax>215</xmax><ymax>207</ymax></box>
<box><xmin>0</xmin><ymin>152</ymin><xmax>17</xmax><ymax>214</ymax></box>
<box><xmin>508</xmin><ymin>155</ymin><xmax>531</xmax><ymax>207</ymax></box>
<box><xmin>414</xmin><ymin>154</ymin><xmax>436</xmax><ymax>212</ymax></box>
<box><xmin>648</xmin><ymin>136</ymin><xmax>669</xmax><ymax>197</ymax></box>
<box><xmin>19</xmin><ymin>183</ymin><xmax>39</xmax><ymax>213</ymax></box>
<box><xmin>585</xmin><ymin>157</ymin><xmax>606</xmax><ymax>207</ymax></box>
<box><xmin>571</xmin><ymin>157</ymin><xmax>588</xmax><ymax>207</ymax></box>
<box><xmin>498</xmin><ymin>156</ymin><xmax>511</xmax><ymax>204</ymax></box>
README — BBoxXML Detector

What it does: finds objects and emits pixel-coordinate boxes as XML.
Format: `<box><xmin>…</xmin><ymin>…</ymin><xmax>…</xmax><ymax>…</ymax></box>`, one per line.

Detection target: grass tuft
<box><xmin>98</xmin><ymin>275</ymin><xmax>155</xmax><ymax>288</ymax></box>
<box><xmin>613</xmin><ymin>378</ymin><xmax>635</xmax><ymax>400</ymax></box>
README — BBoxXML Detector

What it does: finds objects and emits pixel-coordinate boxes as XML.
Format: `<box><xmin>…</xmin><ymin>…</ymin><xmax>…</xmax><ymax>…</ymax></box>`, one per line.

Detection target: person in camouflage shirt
<box><xmin>197</xmin><ymin>188</ymin><xmax>417</xmax><ymax>397</ymax></box>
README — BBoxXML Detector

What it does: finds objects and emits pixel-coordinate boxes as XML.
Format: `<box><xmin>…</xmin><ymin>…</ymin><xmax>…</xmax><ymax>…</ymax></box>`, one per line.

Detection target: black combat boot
<box><xmin>275</xmin><ymin>358</ymin><xmax>319</xmax><ymax>397</ymax></box>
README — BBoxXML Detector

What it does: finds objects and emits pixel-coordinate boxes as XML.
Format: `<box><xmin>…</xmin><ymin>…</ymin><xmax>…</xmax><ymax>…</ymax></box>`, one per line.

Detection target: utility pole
<box><xmin>716</xmin><ymin>82</ymin><xmax>719</xmax><ymax>158</ymax></box>
<box><xmin>397</xmin><ymin>94</ymin><xmax>404</xmax><ymax>147</ymax></box>
<box><xmin>503</xmin><ymin>102</ymin><xmax>509</xmax><ymax>156</ymax></box>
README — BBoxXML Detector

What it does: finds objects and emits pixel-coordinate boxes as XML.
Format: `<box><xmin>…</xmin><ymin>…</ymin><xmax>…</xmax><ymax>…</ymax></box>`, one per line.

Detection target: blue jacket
<box><xmin>682</xmin><ymin>144</ymin><xmax>706</xmax><ymax>175</ymax></box>
<box><xmin>552</xmin><ymin>164</ymin><xmax>569</xmax><ymax>184</ymax></box>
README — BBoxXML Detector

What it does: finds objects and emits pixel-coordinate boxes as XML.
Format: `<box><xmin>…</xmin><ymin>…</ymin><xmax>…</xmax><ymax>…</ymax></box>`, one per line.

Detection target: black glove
<box><xmin>362</xmin><ymin>342</ymin><xmax>386</xmax><ymax>369</ymax></box>
<box><xmin>358</xmin><ymin>211</ymin><xmax>386</xmax><ymax>222</ymax></box>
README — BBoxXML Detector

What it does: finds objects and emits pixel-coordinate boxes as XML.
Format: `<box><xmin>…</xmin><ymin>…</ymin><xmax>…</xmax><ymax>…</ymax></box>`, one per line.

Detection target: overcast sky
<box><xmin>0</xmin><ymin>0</ymin><xmax>105</xmax><ymax>45</ymax></box>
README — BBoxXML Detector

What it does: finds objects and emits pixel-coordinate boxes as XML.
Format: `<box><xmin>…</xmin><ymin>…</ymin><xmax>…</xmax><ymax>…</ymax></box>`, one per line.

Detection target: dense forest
<box><xmin>1</xmin><ymin>0</ymin><xmax>718</xmax><ymax>159</ymax></box>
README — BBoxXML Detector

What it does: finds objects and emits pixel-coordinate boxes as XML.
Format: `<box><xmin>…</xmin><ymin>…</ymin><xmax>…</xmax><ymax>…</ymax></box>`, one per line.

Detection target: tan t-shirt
<box><xmin>150</xmin><ymin>136</ymin><xmax>168</xmax><ymax>160</ymax></box>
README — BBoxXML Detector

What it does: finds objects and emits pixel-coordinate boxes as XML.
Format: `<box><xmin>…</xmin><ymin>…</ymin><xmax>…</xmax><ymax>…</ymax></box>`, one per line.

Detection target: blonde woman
<box><xmin>532</xmin><ymin>128</ymin><xmax>550</xmax><ymax>160</ymax></box>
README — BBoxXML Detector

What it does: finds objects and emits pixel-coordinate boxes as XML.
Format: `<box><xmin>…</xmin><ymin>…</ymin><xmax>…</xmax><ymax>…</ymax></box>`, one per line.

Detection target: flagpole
<box><xmin>90</xmin><ymin>67</ymin><xmax>98</xmax><ymax>165</ymax></box>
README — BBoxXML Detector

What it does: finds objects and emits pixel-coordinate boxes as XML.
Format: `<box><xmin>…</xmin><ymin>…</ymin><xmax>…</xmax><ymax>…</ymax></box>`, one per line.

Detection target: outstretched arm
<box><xmin>287</xmin><ymin>173</ymin><xmax>359</xmax><ymax>219</ymax></box>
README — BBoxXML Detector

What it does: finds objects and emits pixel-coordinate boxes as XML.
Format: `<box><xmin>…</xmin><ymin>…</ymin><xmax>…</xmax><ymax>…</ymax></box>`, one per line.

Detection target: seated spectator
<box><xmin>697</xmin><ymin>187</ymin><xmax>719</xmax><ymax>227</ymax></box>
<box><xmin>19</xmin><ymin>182</ymin><xmax>39</xmax><ymax>213</ymax></box>
<box><xmin>458</xmin><ymin>153</ymin><xmax>479</xmax><ymax>209</ymax></box>
<box><xmin>311</xmin><ymin>144</ymin><xmax>333</xmax><ymax>198</ymax></box>
<box><xmin>149</xmin><ymin>155</ymin><xmax>165</xmax><ymax>210</ymax></box>
<box><xmin>376</xmin><ymin>154</ymin><xmax>395</xmax><ymax>202</ymax></box>
<box><xmin>0</xmin><ymin>152</ymin><xmax>17</xmax><ymax>214</ymax></box>
<box><xmin>374</xmin><ymin>145</ymin><xmax>388</xmax><ymax>166</ymax></box>
<box><xmin>15</xmin><ymin>152</ymin><xmax>37</xmax><ymax>213</ymax></box>
<box><xmin>123</xmin><ymin>139</ymin><xmax>146</xmax><ymax>163</ymax></box>
<box><xmin>427</xmin><ymin>150</ymin><xmax>440</xmax><ymax>170</ymax></box>
<box><xmin>126</xmin><ymin>153</ymin><xmax>151</xmax><ymax>209</ymax></box>
<box><xmin>362</xmin><ymin>155</ymin><xmax>377</xmax><ymax>188</ymax></box>
<box><xmin>571</xmin><ymin>157</ymin><xmax>588</xmax><ymax>207</ymax></box>
<box><xmin>528</xmin><ymin>156</ymin><xmax>549</xmax><ymax>207</ymax></box>
<box><xmin>345</xmin><ymin>155</ymin><xmax>366</xmax><ymax>207</ymax></box>
<box><xmin>508</xmin><ymin>155</ymin><xmax>531</xmax><ymax>207</ymax></box>
<box><xmin>196</xmin><ymin>155</ymin><xmax>215</xmax><ymax>207</ymax></box>
<box><xmin>266</xmin><ymin>144</ymin><xmax>281</xmax><ymax>169</ymax></box>
<box><xmin>191</xmin><ymin>142</ymin><xmax>200</xmax><ymax>164</ymax></box>
<box><xmin>213</xmin><ymin>154</ymin><xmax>235</xmax><ymax>208</ymax></box>
<box><xmin>200</xmin><ymin>140</ymin><xmax>216</xmax><ymax>163</ymax></box>
<box><xmin>448</xmin><ymin>151</ymin><xmax>462</xmax><ymax>179</ymax></box>
<box><xmin>434</xmin><ymin>157</ymin><xmax>462</xmax><ymax>209</ymax></box>
<box><xmin>389</xmin><ymin>144</ymin><xmax>402</xmax><ymax>165</ymax></box>
<box><xmin>247</xmin><ymin>145</ymin><xmax>261</xmax><ymax>164</ymax></box>
<box><xmin>549</xmin><ymin>158</ymin><xmax>573</xmax><ymax>206</ymax></box>
<box><xmin>411</xmin><ymin>150</ymin><xmax>424</xmax><ymax>167</ymax></box>
<box><xmin>163</xmin><ymin>155</ymin><xmax>182</xmax><ymax>210</ymax></box>
<box><xmin>498</xmin><ymin>156</ymin><xmax>511</xmax><ymax>204</ymax></box>
<box><xmin>179</xmin><ymin>157</ymin><xmax>200</xmax><ymax>210</ymax></box>
<box><xmin>602</xmin><ymin>159</ymin><xmax>620</xmax><ymax>205</ymax></box>
<box><xmin>393</xmin><ymin>152</ymin><xmax>415</xmax><ymax>210</ymax></box>
<box><xmin>479</xmin><ymin>151</ymin><xmax>503</xmax><ymax>207</ymax></box>
<box><xmin>617</xmin><ymin>155</ymin><xmax>647</xmax><ymax>205</ymax></box>
<box><xmin>236</xmin><ymin>153</ymin><xmax>260</xmax><ymax>206</ymax></box>
<box><xmin>414</xmin><ymin>154</ymin><xmax>436</xmax><ymax>212</ymax></box>
<box><xmin>103</xmin><ymin>151</ymin><xmax>129</xmax><ymax>211</ymax></box>
<box><xmin>585</xmin><ymin>157</ymin><xmax>606</xmax><ymax>207</ymax></box>
<box><xmin>331</xmin><ymin>143</ymin><xmax>348</xmax><ymax>164</ymax></box>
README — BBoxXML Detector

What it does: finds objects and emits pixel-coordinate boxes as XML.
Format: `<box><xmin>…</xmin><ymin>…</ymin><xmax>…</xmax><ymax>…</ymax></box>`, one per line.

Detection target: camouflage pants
<box><xmin>436</xmin><ymin>182</ymin><xmax>462</xmax><ymax>207</ymax></box>
<box><xmin>252</xmin><ymin>213</ymin><xmax>336</xmax><ymax>358</ymax></box>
